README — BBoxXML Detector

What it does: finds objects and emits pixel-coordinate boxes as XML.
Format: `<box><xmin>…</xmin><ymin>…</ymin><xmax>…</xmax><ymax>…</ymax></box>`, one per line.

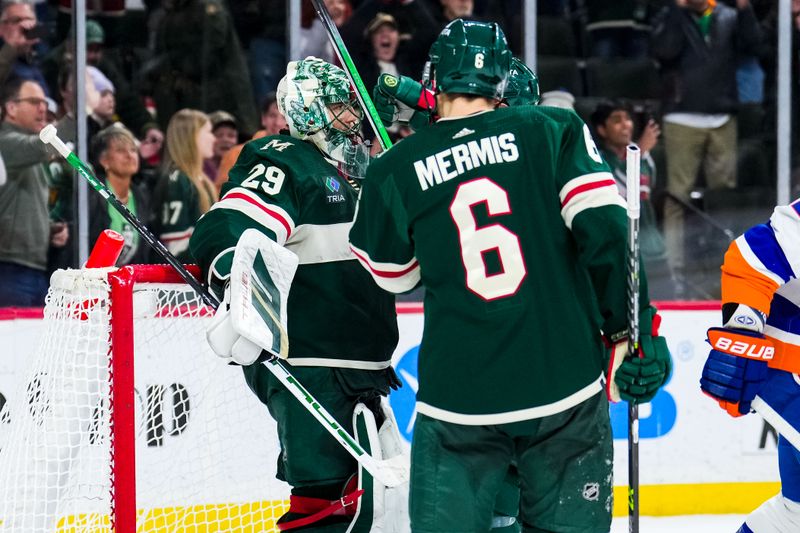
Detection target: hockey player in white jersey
<box><xmin>701</xmin><ymin>201</ymin><xmax>800</xmax><ymax>532</ymax></box>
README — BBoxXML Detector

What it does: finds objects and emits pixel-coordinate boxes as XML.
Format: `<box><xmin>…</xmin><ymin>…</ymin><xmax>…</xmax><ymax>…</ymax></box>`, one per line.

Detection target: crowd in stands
<box><xmin>0</xmin><ymin>0</ymin><xmax>795</xmax><ymax>307</ymax></box>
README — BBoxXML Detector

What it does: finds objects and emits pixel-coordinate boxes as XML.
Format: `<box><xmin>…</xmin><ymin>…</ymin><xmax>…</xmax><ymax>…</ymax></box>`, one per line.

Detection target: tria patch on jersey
<box><xmin>324</xmin><ymin>176</ymin><xmax>345</xmax><ymax>203</ymax></box>
<box><xmin>325</xmin><ymin>177</ymin><xmax>340</xmax><ymax>193</ymax></box>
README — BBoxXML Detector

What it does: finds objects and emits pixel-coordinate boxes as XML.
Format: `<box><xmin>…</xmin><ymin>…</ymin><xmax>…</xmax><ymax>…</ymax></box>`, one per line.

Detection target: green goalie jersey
<box><xmin>189</xmin><ymin>135</ymin><xmax>398</xmax><ymax>368</ymax></box>
<box><xmin>350</xmin><ymin>106</ymin><xmax>650</xmax><ymax>424</ymax></box>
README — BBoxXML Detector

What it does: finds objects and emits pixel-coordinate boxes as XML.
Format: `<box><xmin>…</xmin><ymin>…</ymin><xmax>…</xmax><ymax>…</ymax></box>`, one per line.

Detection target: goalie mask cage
<box><xmin>0</xmin><ymin>265</ymin><xmax>290</xmax><ymax>532</ymax></box>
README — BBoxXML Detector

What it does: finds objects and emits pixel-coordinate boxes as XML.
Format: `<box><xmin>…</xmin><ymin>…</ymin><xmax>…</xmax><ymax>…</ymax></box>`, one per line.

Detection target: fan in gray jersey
<box><xmin>190</xmin><ymin>57</ymin><xmax>403</xmax><ymax>532</ymax></box>
<box><xmin>350</xmin><ymin>19</ymin><xmax>671</xmax><ymax>533</ymax></box>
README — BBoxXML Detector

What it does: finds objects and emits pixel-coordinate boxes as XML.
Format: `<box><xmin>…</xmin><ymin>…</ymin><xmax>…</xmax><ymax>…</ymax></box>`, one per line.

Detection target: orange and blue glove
<box><xmin>701</xmin><ymin>327</ymin><xmax>772</xmax><ymax>417</ymax></box>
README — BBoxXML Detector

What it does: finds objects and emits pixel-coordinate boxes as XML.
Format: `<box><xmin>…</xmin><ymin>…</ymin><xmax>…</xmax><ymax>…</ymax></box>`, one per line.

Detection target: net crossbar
<box><xmin>0</xmin><ymin>265</ymin><xmax>289</xmax><ymax>532</ymax></box>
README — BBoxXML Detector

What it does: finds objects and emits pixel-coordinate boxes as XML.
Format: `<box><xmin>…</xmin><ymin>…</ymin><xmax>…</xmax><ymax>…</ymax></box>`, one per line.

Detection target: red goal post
<box><xmin>0</xmin><ymin>265</ymin><xmax>290</xmax><ymax>532</ymax></box>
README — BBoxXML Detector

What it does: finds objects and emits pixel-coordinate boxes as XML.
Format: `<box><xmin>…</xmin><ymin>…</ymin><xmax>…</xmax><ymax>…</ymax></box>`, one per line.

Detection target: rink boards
<box><xmin>0</xmin><ymin>303</ymin><xmax>781</xmax><ymax>518</ymax></box>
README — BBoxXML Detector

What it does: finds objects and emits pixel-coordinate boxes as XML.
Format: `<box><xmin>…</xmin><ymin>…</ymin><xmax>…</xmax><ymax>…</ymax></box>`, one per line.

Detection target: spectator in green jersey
<box><xmin>152</xmin><ymin>108</ymin><xmax>218</xmax><ymax>262</ymax></box>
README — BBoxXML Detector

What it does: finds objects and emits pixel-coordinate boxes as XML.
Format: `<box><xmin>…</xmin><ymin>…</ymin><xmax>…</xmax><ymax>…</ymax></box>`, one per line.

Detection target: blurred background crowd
<box><xmin>0</xmin><ymin>0</ymin><xmax>795</xmax><ymax>306</ymax></box>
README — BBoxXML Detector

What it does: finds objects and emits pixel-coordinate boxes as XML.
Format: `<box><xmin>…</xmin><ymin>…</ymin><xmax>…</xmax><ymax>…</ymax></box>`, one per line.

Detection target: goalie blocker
<box><xmin>207</xmin><ymin>228</ymin><xmax>297</xmax><ymax>365</ymax></box>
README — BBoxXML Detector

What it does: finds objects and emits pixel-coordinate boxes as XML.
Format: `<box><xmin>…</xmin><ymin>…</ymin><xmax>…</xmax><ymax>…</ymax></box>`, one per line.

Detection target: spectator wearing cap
<box><xmin>0</xmin><ymin>1</ymin><xmax>50</xmax><ymax>95</ymax></box>
<box><xmin>340</xmin><ymin>1</ymin><xmax>439</xmax><ymax>97</ymax></box>
<box><xmin>42</xmin><ymin>19</ymin><xmax>159</xmax><ymax>138</ymax></box>
<box><xmin>203</xmin><ymin>110</ymin><xmax>238</xmax><ymax>183</ymax></box>
<box><xmin>88</xmin><ymin>65</ymin><xmax>116</xmax><ymax>129</ymax></box>
<box><xmin>56</xmin><ymin>65</ymin><xmax>105</xmax><ymax>141</ymax></box>
<box><xmin>55</xmin><ymin>0</ymin><xmax>126</xmax><ymax>47</ymax></box>
<box><xmin>366</xmin><ymin>14</ymin><xmax>401</xmax><ymax>76</ymax></box>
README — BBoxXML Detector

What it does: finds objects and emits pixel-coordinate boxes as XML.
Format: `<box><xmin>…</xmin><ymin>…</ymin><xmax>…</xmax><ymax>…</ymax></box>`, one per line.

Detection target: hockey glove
<box><xmin>606</xmin><ymin>306</ymin><xmax>672</xmax><ymax>404</ymax></box>
<box><xmin>373</xmin><ymin>73</ymin><xmax>435</xmax><ymax>131</ymax></box>
<box><xmin>206</xmin><ymin>285</ymin><xmax>263</xmax><ymax>366</ymax></box>
<box><xmin>701</xmin><ymin>328</ymin><xmax>772</xmax><ymax>417</ymax></box>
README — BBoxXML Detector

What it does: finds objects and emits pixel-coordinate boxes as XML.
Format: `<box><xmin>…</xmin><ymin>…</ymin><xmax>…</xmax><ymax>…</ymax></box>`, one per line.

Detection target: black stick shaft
<box><xmin>626</xmin><ymin>144</ymin><xmax>641</xmax><ymax>533</ymax></box>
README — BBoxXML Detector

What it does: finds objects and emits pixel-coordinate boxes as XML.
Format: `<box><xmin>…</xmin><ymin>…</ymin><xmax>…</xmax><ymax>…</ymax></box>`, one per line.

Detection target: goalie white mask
<box><xmin>277</xmin><ymin>57</ymin><xmax>370</xmax><ymax>178</ymax></box>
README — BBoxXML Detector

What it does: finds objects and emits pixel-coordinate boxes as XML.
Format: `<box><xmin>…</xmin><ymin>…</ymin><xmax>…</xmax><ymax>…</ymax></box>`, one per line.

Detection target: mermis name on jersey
<box><xmin>413</xmin><ymin>133</ymin><xmax>519</xmax><ymax>191</ymax></box>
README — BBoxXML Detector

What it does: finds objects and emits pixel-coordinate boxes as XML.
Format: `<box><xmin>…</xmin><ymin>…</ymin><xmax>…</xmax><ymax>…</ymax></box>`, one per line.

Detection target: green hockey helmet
<box><xmin>504</xmin><ymin>57</ymin><xmax>540</xmax><ymax>106</ymax></box>
<box><xmin>426</xmin><ymin>19</ymin><xmax>511</xmax><ymax>99</ymax></box>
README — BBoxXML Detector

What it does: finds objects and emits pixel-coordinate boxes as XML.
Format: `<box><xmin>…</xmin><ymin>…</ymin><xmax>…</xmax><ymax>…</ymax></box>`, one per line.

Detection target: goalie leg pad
<box><xmin>351</xmin><ymin>400</ymin><xmax>411</xmax><ymax>533</ymax></box>
<box><xmin>376</xmin><ymin>398</ymin><xmax>411</xmax><ymax>533</ymax></box>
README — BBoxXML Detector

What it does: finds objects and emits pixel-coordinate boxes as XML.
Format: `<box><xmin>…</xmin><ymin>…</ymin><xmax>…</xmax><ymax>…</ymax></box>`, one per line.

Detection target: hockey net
<box><xmin>0</xmin><ymin>265</ymin><xmax>290</xmax><ymax>532</ymax></box>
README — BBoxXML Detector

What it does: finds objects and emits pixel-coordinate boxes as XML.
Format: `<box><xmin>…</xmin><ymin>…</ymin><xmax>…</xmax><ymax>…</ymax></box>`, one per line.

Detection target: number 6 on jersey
<box><xmin>449</xmin><ymin>177</ymin><xmax>526</xmax><ymax>300</ymax></box>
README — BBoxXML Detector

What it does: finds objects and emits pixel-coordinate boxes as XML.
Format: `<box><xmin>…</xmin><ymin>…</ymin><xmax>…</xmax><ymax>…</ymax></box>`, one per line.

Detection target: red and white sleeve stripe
<box><xmin>160</xmin><ymin>228</ymin><xmax>194</xmax><ymax>256</ymax></box>
<box><xmin>349</xmin><ymin>244</ymin><xmax>420</xmax><ymax>294</ymax></box>
<box><xmin>210</xmin><ymin>187</ymin><xmax>296</xmax><ymax>246</ymax></box>
<box><xmin>558</xmin><ymin>172</ymin><xmax>625</xmax><ymax>229</ymax></box>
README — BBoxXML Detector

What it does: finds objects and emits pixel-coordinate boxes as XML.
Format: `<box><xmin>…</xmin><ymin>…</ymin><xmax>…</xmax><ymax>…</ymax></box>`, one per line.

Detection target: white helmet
<box><xmin>277</xmin><ymin>57</ymin><xmax>368</xmax><ymax>175</ymax></box>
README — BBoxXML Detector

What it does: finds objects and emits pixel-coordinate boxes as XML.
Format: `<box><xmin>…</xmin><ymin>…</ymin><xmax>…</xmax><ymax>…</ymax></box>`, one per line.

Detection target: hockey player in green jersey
<box><xmin>371</xmin><ymin>55</ymin><xmax>541</xmax><ymax>533</ymax></box>
<box><xmin>189</xmin><ymin>57</ymin><xmax>403</xmax><ymax>532</ymax></box>
<box><xmin>350</xmin><ymin>20</ymin><xmax>672</xmax><ymax>532</ymax></box>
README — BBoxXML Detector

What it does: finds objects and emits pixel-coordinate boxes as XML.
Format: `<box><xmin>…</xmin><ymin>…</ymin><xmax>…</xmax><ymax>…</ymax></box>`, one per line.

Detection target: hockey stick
<box><xmin>310</xmin><ymin>0</ymin><xmax>393</xmax><ymax>150</ymax></box>
<box><xmin>39</xmin><ymin>124</ymin><xmax>408</xmax><ymax>488</ymax></box>
<box><xmin>752</xmin><ymin>395</ymin><xmax>800</xmax><ymax>450</ymax></box>
<box><xmin>625</xmin><ymin>144</ymin><xmax>641</xmax><ymax>533</ymax></box>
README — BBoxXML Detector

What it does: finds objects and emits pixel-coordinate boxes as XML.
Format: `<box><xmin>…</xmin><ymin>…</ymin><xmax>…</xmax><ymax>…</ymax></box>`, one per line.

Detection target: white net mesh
<box><xmin>0</xmin><ymin>267</ymin><xmax>289</xmax><ymax>532</ymax></box>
